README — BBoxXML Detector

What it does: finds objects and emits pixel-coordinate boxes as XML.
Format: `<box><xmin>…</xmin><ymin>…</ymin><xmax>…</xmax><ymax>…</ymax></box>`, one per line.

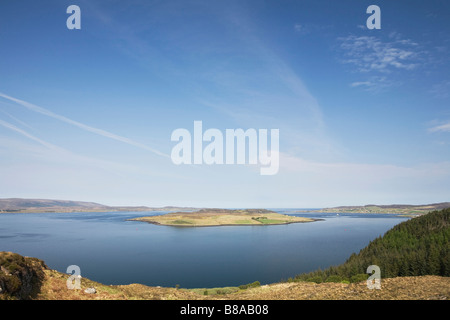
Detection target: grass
<box><xmin>187</xmin><ymin>281</ymin><xmax>261</xmax><ymax>296</ymax></box>
<box><xmin>235</xmin><ymin>220</ymin><xmax>255</xmax><ymax>224</ymax></box>
<box><xmin>187</xmin><ymin>286</ymin><xmax>241</xmax><ymax>296</ymax></box>
<box><xmin>130</xmin><ymin>209</ymin><xmax>315</xmax><ymax>227</ymax></box>
<box><xmin>254</xmin><ymin>217</ymin><xmax>285</xmax><ymax>224</ymax></box>
<box><xmin>171</xmin><ymin>220</ymin><xmax>193</xmax><ymax>225</ymax></box>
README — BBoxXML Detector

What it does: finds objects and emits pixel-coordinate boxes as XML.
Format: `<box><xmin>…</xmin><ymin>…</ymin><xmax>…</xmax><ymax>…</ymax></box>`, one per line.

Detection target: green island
<box><xmin>129</xmin><ymin>208</ymin><xmax>316</xmax><ymax>227</ymax></box>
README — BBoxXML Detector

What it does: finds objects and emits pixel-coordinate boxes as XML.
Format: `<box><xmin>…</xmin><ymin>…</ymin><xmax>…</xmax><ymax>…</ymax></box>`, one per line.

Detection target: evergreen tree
<box><xmin>294</xmin><ymin>208</ymin><xmax>450</xmax><ymax>283</ymax></box>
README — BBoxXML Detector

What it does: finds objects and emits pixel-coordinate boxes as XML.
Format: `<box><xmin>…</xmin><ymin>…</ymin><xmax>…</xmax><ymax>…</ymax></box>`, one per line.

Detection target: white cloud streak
<box><xmin>0</xmin><ymin>119</ymin><xmax>64</xmax><ymax>151</ymax></box>
<box><xmin>349</xmin><ymin>76</ymin><xmax>397</xmax><ymax>93</ymax></box>
<box><xmin>429</xmin><ymin>122</ymin><xmax>450</xmax><ymax>133</ymax></box>
<box><xmin>0</xmin><ymin>119</ymin><xmax>179</xmax><ymax>181</ymax></box>
<box><xmin>0</xmin><ymin>108</ymin><xmax>34</xmax><ymax>130</ymax></box>
<box><xmin>0</xmin><ymin>92</ymin><xmax>169</xmax><ymax>158</ymax></box>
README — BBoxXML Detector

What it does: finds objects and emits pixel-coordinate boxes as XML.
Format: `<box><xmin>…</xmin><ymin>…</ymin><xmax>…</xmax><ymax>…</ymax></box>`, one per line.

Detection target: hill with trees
<box><xmin>293</xmin><ymin>207</ymin><xmax>450</xmax><ymax>283</ymax></box>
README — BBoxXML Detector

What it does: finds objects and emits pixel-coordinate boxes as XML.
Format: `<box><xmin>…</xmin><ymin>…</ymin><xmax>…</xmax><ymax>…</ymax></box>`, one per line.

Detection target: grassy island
<box><xmin>129</xmin><ymin>208</ymin><xmax>316</xmax><ymax>227</ymax></box>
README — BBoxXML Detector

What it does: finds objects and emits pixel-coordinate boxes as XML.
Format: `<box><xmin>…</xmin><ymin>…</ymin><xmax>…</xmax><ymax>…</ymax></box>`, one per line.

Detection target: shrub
<box><xmin>325</xmin><ymin>275</ymin><xmax>345</xmax><ymax>283</ymax></box>
<box><xmin>239</xmin><ymin>281</ymin><xmax>261</xmax><ymax>290</ymax></box>
<box><xmin>306</xmin><ymin>276</ymin><xmax>323</xmax><ymax>284</ymax></box>
<box><xmin>350</xmin><ymin>274</ymin><xmax>368</xmax><ymax>283</ymax></box>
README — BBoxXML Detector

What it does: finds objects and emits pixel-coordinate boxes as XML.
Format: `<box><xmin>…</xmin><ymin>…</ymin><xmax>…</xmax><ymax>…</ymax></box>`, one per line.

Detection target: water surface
<box><xmin>0</xmin><ymin>210</ymin><xmax>409</xmax><ymax>288</ymax></box>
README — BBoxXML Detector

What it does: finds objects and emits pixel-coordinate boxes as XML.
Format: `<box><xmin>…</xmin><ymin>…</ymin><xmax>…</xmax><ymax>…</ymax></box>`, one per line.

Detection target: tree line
<box><xmin>292</xmin><ymin>208</ymin><xmax>450</xmax><ymax>283</ymax></box>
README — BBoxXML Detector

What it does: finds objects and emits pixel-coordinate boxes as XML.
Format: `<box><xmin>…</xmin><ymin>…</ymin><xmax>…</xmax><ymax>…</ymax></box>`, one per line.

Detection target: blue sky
<box><xmin>0</xmin><ymin>0</ymin><xmax>449</xmax><ymax>208</ymax></box>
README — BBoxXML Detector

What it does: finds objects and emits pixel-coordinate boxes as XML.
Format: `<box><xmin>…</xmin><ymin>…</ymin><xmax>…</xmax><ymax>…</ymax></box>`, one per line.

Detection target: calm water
<box><xmin>0</xmin><ymin>210</ymin><xmax>409</xmax><ymax>288</ymax></box>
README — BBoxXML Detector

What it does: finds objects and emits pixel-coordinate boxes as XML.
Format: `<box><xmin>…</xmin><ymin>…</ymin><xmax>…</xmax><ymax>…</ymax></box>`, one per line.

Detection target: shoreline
<box><xmin>128</xmin><ymin>209</ymin><xmax>320</xmax><ymax>227</ymax></box>
<box><xmin>128</xmin><ymin>217</ymin><xmax>324</xmax><ymax>227</ymax></box>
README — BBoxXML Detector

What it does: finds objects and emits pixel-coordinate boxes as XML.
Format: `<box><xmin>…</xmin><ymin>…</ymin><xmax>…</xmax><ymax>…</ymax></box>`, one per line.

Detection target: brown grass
<box><xmin>131</xmin><ymin>210</ymin><xmax>314</xmax><ymax>227</ymax></box>
<box><xmin>219</xmin><ymin>276</ymin><xmax>450</xmax><ymax>300</ymax></box>
<box><xmin>31</xmin><ymin>270</ymin><xmax>450</xmax><ymax>300</ymax></box>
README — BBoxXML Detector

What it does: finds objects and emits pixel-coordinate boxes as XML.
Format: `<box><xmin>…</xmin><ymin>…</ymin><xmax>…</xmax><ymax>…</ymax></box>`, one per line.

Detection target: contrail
<box><xmin>0</xmin><ymin>92</ymin><xmax>170</xmax><ymax>158</ymax></box>
<box><xmin>0</xmin><ymin>119</ymin><xmax>64</xmax><ymax>151</ymax></box>
<box><xmin>0</xmin><ymin>108</ymin><xmax>34</xmax><ymax>130</ymax></box>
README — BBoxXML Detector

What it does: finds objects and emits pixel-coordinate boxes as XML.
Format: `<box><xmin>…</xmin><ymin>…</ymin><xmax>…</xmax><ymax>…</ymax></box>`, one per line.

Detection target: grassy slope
<box><xmin>130</xmin><ymin>209</ymin><xmax>314</xmax><ymax>226</ymax></box>
<box><xmin>4</xmin><ymin>265</ymin><xmax>450</xmax><ymax>300</ymax></box>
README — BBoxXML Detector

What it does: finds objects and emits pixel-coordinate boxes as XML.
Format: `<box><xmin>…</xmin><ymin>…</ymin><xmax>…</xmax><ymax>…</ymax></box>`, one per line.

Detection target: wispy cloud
<box><xmin>338</xmin><ymin>35</ymin><xmax>420</xmax><ymax>73</ymax></box>
<box><xmin>0</xmin><ymin>118</ymin><xmax>179</xmax><ymax>180</ymax></box>
<box><xmin>349</xmin><ymin>76</ymin><xmax>398</xmax><ymax>93</ymax></box>
<box><xmin>429</xmin><ymin>80</ymin><xmax>450</xmax><ymax>99</ymax></box>
<box><xmin>0</xmin><ymin>108</ymin><xmax>34</xmax><ymax>130</ymax></box>
<box><xmin>0</xmin><ymin>119</ymin><xmax>63</xmax><ymax>151</ymax></box>
<box><xmin>279</xmin><ymin>152</ymin><xmax>450</xmax><ymax>193</ymax></box>
<box><xmin>337</xmin><ymin>34</ymin><xmax>423</xmax><ymax>92</ymax></box>
<box><xmin>429</xmin><ymin>122</ymin><xmax>450</xmax><ymax>133</ymax></box>
<box><xmin>222</xmin><ymin>10</ymin><xmax>327</xmax><ymax>130</ymax></box>
<box><xmin>0</xmin><ymin>92</ymin><xmax>169</xmax><ymax>158</ymax></box>
<box><xmin>293</xmin><ymin>23</ymin><xmax>311</xmax><ymax>36</ymax></box>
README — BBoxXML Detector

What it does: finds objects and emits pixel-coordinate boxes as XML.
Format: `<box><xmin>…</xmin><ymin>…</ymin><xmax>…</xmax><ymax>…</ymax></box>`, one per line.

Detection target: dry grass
<box><xmin>31</xmin><ymin>269</ymin><xmax>450</xmax><ymax>300</ymax></box>
<box><xmin>131</xmin><ymin>210</ymin><xmax>314</xmax><ymax>227</ymax></box>
<box><xmin>219</xmin><ymin>276</ymin><xmax>450</xmax><ymax>300</ymax></box>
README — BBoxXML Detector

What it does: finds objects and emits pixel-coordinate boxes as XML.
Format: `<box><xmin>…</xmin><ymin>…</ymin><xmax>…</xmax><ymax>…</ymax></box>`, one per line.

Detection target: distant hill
<box><xmin>0</xmin><ymin>198</ymin><xmax>198</xmax><ymax>213</ymax></box>
<box><xmin>302</xmin><ymin>202</ymin><xmax>450</xmax><ymax>216</ymax></box>
<box><xmin>0</xmin><ymin>198</ymin><xmax>107</xmax><ymax>210</ymax></box>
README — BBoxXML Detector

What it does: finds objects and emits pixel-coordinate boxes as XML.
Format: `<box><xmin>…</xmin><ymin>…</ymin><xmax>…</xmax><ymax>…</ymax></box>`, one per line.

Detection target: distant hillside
<box><xmin>304</xmin><ymin>202</ymin><xmax>450</xmax><ymax>215</ymax></box>
<box><xmin>294</xmin><ymin>207</ymin><xmax>450</xmax><ymax>283</ymax></box>
<box><xmin>0</xmin><ymin>198</ymin><xmax>107</xmax><ymax>210</ymax></box>
<box><xmin>0</xmin><ymin>198</ymin><xmax>198</xmax><ymax>213</ymax></box>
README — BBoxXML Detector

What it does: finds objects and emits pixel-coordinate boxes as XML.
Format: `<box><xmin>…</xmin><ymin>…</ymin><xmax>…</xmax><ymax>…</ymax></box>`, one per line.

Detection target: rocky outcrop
<box><xmin>0</xmin><ymin>252</ymin><xmax>47</xmax><ymax>300</ymax></box>
<box><xmin>84</xmin><ymin>287</ymin><xmax>96</xmax><ymax>294</ymax></box>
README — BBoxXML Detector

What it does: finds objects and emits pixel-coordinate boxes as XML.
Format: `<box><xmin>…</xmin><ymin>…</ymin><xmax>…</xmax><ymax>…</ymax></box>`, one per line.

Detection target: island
<box><xmin>129</xmin><ymin>208</ymin><xmax>317</xmax><ymax>227</ymax></box>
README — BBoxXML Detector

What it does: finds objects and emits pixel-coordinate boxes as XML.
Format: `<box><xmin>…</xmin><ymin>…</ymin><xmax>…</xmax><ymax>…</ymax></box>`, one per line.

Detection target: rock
<box><xmin>84</xmin><ymin>287</ymin><xmax>96</xmax><ymax>294</ymax></box>
<box><xmin>0</xmin><ymin>252</ymin><xmax>47</xmax><ymax>299</ymax></box>
<box><xmin>1</xmin><ymin>266</ymin><xmax>10</xmax><ymax>276</ymax></box>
